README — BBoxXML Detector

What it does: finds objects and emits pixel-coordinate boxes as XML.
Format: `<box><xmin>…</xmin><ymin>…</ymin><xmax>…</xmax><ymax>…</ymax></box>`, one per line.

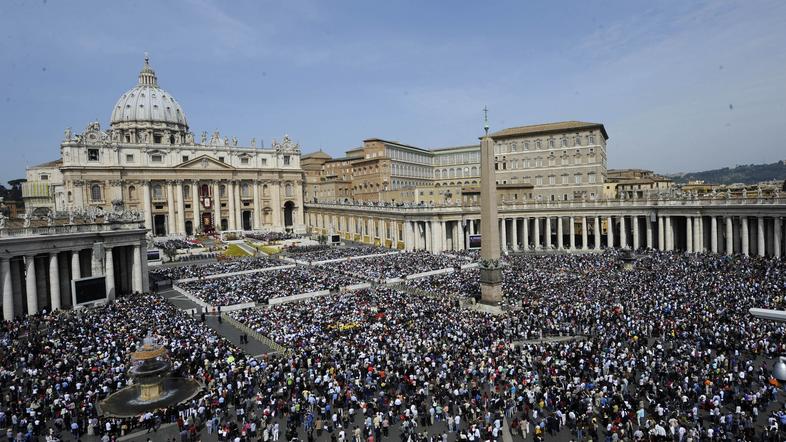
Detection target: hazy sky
<box><xmin>1</xmin><ymin>0</ymin><xmax>784</xmax><ymax>182</ymax></box>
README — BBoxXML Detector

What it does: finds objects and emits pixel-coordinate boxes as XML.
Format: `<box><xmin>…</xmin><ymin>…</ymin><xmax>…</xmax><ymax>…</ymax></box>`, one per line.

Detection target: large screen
<box><xmin>72</xmin><ymin>276</ymin><xmax>107</xmax><ymax>306</ymax></box>
<box><xmin>330</xmin><ymin>235</ymin><xmax>341</xmax><ymax>244</ymax></box>
<box><xmin>147</xmin><ymin>249</ymin><xmax>161</xmax><ymax>261</ymax></box>
<box><xmin>469</xmin><ymin>234</ymin><xmax>481</xmax><ymax>249</ymax></box>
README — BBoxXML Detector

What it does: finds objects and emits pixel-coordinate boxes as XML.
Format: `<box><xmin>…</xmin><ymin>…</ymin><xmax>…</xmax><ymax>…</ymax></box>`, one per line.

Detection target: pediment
<box><xmin>175</xmin><ymin>155</ymin><xmax>235</xmax><ymax>170</ymax></box>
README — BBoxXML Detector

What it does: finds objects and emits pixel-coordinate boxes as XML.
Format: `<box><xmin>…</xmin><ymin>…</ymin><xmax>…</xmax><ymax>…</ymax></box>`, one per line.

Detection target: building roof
<box><xmin>302</xmin><ymin>150</ymin><xmax>332</xmax><ymax>160</ymax></box>
<box><xmin>431</xmin><ymin>144</ymin><xmax>480</xmax><ymax>152</ymax></box>
<box><xmin>362</xmin><ymin>138</ymin><xmax>431</xmax><ymax>153</ymax></box>
<box><xmin>489</xmin><ymin>121</ymin><xmax>608</xmax><ymax>140</ymax></box>
<box><xmin>29</xmin><ymin>159</ymin><xmax>63</xmax><ymax>169</ymax></box>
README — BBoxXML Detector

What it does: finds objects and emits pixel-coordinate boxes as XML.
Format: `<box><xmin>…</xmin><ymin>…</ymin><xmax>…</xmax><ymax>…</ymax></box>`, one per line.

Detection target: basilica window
<box><xmin>182</xmin><ymin>155</ymin><xmax>189</xmax><ymax>162</ymax></box>
<box><xmin>128</xmin><ymin>185</ymin><xmax>137</xmax><ymax>200</ymax></box>
<box><xmin>90</xmin><ymin>184</ymin><xmax>102</xmax><ymax>202</ymax></box>
<box><xmin>219</xmin><ymin>185</ymin><xmax>226</xmax><ymax>198</ymax></box>
<box><xmin>283</xmin><ymin>155</ymin><xmax>291</xmax><ymax>166</ymax></box>
<box><xmin>126</xmin><ymin>154</ymin><xmax>134</xmax><ymax>163</ymax></box>
<box><xmin>151</xmin><ymin>154</ymin><xmax>162</xmax><ymax>163</ymax></box>
<box><xmin>153</xmin><ymin>184</ymin><xmax>163</xmax><ymax>200</ymax></box>
<box><xmin>285</xmin><ymin>183</ymin><xmax>293</xmax><ymax>197</ymax></box>
<box><xmin>88</xmin><ymin>149</ymin><xmax>99</xmax><ymax>161</ymax></box>
<box><xmin>241</xmin><ymin>182</ymin><xmax>250</xmax><ymax>198</ymax></box>
<box><xmin>241</xmin><ymin>157</ymin><xmax>249</xmax><ymax>165</ymax></box>
<box><xmin>183</xmin><ymin>185</ymin><xmax>191</xmax><ymax>199</ymax></box>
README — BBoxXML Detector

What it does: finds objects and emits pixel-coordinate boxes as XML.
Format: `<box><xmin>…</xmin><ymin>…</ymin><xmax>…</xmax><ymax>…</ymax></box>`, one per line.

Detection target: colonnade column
<box><xmin>227</xmin><ymin>181</ymin><xmax>236</xmax><ymax>230</ymax></box>
<box><xmin>710</xmin><ymin>216</ymin><xmax>718</xmax><ymax>254</ymax></box>
<box><xmin>686</xmin><ymin>216</ymin><xmax>693</xmax><ymax>253</ymax></box>
<box><xmin>105</xmin><ymin>247</ymin><xmax>115</xmax><ymax>301</ymax></box>
<box><xmin>404</xmin><ymin>221</ymin><xmax>414</xmax><ymax>252</ymax></box>
<box><xmin>581</xmin><ymin>216</ymin><xmax>587</xmax><ymax>250</ymax></box>
<box><xmin>658</xmin><ymin>216</ymin><xmax>665</xmax><ymax>250</ymax></box>
<box><xmin>606</xmin><ymin>216</ymin><xmax>614</xmax><ymax>248</ymax></box>
<box><xmin>693</xmin><ymin>217</ymin><xmax>702</xmax><ymax>252</ymax></box>
<box><xmin>757</xmin><ymin>216</ymin><xmax>766</xmax><ymax>257</ymax></box>
<box><xmin>632</xmin><ymin>216</ymin><xmax>640</xmax><ymax>250</ymax></box>
<box><xmin>48</xmin><ymin>253</ymin><xmax>60</xmax><ymax>311</ymax></box>
<box><xmin>132</xmin><ymin>245</ymin><xmax>142</xmax><ymax>293</ymax></box>
<box><xmin>665</xmin><ymin>216</ymin><xmax>673</xmax><ymax>251</ymax></box>
<box><xmin>593</xmin><ymin>217</ymin><xmax>601</xmax><ymax>250</ymax></box>
<box><xmin>557</xmin><ymin>217</ymin><xmax>564</xmax><ymax>250</ymax></box>
<box><xmin>522</xmin><ymin>218</ymin><xmax>529</xmax><ymax>250</ymax></box>
<box><xmin>545</xmin><ymin>217</ymin><xmax>552</xmax><ymax>249</ymax></box>
<box><xmin>500</xmin><ymin>218</ymin><xmax>508</xmax><ymax>252</ymax></box>
<box><xmin>774</xmin><ymin>218</ymin><xmax>782</xmax><ymax>258</ymax></box>
<box><xmin>725</xmin><ymin>217</ymin><xmax>734</xmax><ymax>255</ymax></box>
<box><xmin>212</xmin><ymin>182</ymin><xmax>221</xmax><ymax>231</ymax></box>
<box><xmin>569</xmin><ymin>216</ymin><xmax>576</xmax><ymax>250</ymax></box>
<box><xmin>166</xmin><ymin>181</ymin><xmax>176</xmax><ymax>235</ymax></box>
<box><xmin>511</xmin><ymin>218</ymin><xmax>519</xmax><ymax>251</ymax></box>
<box><xmin>2</xmin><ymin>258</ymin><xmax>13</xmax><ymax>321</ymax></box>
<box><xmin>425</xmin><ymin>221</ymin><xmax>432</xmax><ymax>252</ymax></box>
<box><xmin>645</xmin><ymin>217</ymin><xmax>653</xmax><ymax>249</ymax></box>
<box><xmin>253</xmin><ymin>181</ymin><xmax>262</xmax><ymax>230</ymax></box>
<box><xmin>142</xmin><ymin>181</ymin><xmax>152</xmax><ymax>231</ymax></box>
<box><xmin>176</xmin><ymin>180</ymin><xmax>186</xmax><ymax>235</ymax></box>
<box><xmin>25</xmin><ymin>256</ymin><xmax>37</xmax><ymax>315</ymax></box>
<box><xmin>533</xmin><ymin>218</ymin><xmax>541</xmax><ymax>249</ymax></box>
<box><xmin>71</xmin><ymin>250</ymin><xmax>81</xmax><ymax>280</ymax></box>
<box><xmin>741</xmin><ymin>217</ymin><xmax>749</xmax><ymax>256</ymax></box>
<box><xmin>619</xmin><ymin>216</ymin><xmax>627</xmax><ymax>249</ymax></box>
<box><xmin>191</xmin><ymin>180</ymin><xmax>200</xmax><ymax>234</ymax></box>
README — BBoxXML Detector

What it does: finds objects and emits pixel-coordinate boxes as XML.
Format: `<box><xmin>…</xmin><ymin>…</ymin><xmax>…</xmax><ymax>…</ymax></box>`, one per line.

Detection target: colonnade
<box><xmin>305</xmin><ymin>206</ymin><xmax>785</xmax><ymax>258</ymax></box>
<box><xmin>1</xmin><ymin>233</ymin><xmax>149</xmax><ymax>321</ymax></box>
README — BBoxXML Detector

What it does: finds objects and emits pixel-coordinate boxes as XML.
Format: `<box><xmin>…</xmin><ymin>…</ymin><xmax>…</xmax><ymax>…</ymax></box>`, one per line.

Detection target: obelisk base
<box><xmin>479</xmin><ymin>266</ymin><xmax>503</xmax><ymax>305</ymax></box>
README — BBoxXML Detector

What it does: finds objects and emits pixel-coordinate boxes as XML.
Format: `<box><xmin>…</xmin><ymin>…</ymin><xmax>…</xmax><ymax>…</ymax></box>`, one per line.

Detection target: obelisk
<box><xmin>479</xmin><ymin>107</ymin><xmax>503</xmax><ymax>304</ymax></box>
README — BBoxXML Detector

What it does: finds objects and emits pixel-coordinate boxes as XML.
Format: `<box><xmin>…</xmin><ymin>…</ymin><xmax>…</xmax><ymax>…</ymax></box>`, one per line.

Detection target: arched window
<box><xmin>90</xmin><ymin>184</ymin><xmax>102</xmax><ymax>201</ymax></box>
<box><xmin>183</xmin><ymin>185</ymin><xmax>191</xmax><ymax>199</ymax></box>
<box><xmin>262</xmin><ymin>184</ymin><xmax>269</xmax><ymax>197</ymax></box>
<box><xmin>128</xmin><ymin>185</ymin><xmax>137</xmax><ymax>200</ymax></box>
<box><xmin>285</xmin><ymin>183</ymin><xmax>293</xmax><ymax>197</ymax></box>
<box><xmin>201</xmin><ymin>184</ymin><xmax>209</xmax><ymax>197</ymax></box>
<box><xmin>219</xmin><ymin>184</ymin><xmax>226</xmax><ymax>198</ymax></box>
<box><xmin>241</xmin><ymin>182</ymin><xmax>250</xmax><ymax>198</ymax></box>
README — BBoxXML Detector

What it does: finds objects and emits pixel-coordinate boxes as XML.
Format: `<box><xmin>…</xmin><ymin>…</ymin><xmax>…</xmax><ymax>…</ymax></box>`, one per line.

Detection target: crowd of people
<box><xmin>177</xmin><ymin>266</ymin><xmax>364</xmax><ymax>306</ymax></box>
<box><xmin>245</xmin><ymin>232</ymin><xmax>299</xmax><ymax>242</ymax></box>
<box><xmin>154</xmin><ymin>239</ymin><xmax>201</xmax><ymax>250</ymax></box>
<box><xmin>150</xmin><ymin>256</ymin><xmax>284</xmax><ymax>281</ymax></box>
<box><xmin>289</xmin><ymin>245</ymin><xmax>389</xmax><ymax>261</ymax></box>
<box><xmin>327</xmin><ymin>250</ymin><xmax>472</xmax><ymax>281</ymax></box>
<box><xmin>226</xmin><ymin>251</ymin><xmax>786</xmax><ymax>441</ymax></box>
<box><xmin>3</xmin><ymin>249</ymin><xmax>786</xmax><ymax>442</ymax></box>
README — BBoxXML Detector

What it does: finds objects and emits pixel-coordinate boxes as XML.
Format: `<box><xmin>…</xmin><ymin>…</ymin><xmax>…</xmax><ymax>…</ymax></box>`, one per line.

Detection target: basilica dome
<box><xmin>109</xmin><ymin>56</ymin><xmax>189</xmax><ymax>134</ymax></box>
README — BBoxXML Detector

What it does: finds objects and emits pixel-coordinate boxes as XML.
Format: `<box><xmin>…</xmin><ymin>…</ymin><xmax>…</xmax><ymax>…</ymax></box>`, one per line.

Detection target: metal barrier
<box><xmin>221</xmin><ymin>312</ymin><xmax>291</xmax><ymax>355</ymax></box>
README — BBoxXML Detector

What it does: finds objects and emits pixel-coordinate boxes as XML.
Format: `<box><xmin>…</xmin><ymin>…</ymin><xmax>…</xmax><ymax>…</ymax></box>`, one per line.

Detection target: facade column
<box><xmin>774</xmin><ymin>217</ymin><xmax>782</xmax><ymax>259</ymax></box>
<box><xmin>632</xmin><ymin>216</ymin><xmax>640</xmax><ymax>250</ymax></box>
<box><xmin>725</xmin><ymin>217</ymin><xmax>734</xmax><ymax>255</ymax></box>
<box><xmin>191</xmin><ymin>180</ymin><xmax>200</xmax><ymax>234</ymax></box>
<box><xmin>606</xmin><ymin>216</ymin><xmax>614</xmax><ymax>249</ymax></box>
<box><xmin>511</xmin><ymin>218</ymin><xmax>519</xmax><ymax>251</ymax></box>
<box><xmin>533</xmin><ymin>217</ymin><xmax>541</xmax><ymax>249</ymax></box>
<box><xmin>48</xmin><ymin>253</ymin><xmax>61</xmax><ymax>311</ymax></box>
<box><xmin>425</xmin><ymin>221</ymin><xmax>432</xmax><ymax>252</ymax></box>
<box><xmin>132</xmin><ymin>245</ymin><xmax>142</xmax><ymax>293</ymax></box>
<box><xmin>2</xmin><ymin>258</ymin><xmax>14</xmax><ymax>321</ymax></box>
<box><xmin>25</xmin><ymin>255</ymin><xmax>37</xmax><ymax>315</ymax></box>
<box><xmin>227</xmin><ymin>180</ymin><xmax>236</xmax><ymax>230</ymax></box>
<box><xmin>522</xmin><ymin>218</ymin><xmax>529</xmax><ymax>250</ymax></box>
<box><xmin>105</xmin><ymin>247</ymin><xmax>115</xmax><ymax>301</ymax></box>
<box><xmin>593</xmin><ymin>217</ymin><xmax>600</xmax><ymax>250</ymax></box>
<box><xmin>569</xmin><ymin>216</ymin><xmax>576</xmax><ymax>250</ymax></box>
<box><xmin>581</xmin><ymin>216</ymin><xmax>587</xmax><ymax>250</ymax></box>
<box><xmin>741</xmin><ymin>217</ymin><xmax>749</xmax><ymax>256</ymax></box>
<box><xmin>500</xmin><ymin>218</ymin><xmax>508</xmax><ymax>252</ymax></box>
<box><xmin>235</xmin><ymin>181</ymin><xmax>244</xmax><ymax>229</ymax></box>
<box><xmin>166</xmin><ymin>181</ymin><xmax>176</xmax><ymax>235</ymax></box>
<box><xmin>175</xmin><ymin>180</ymin><xmax>186</xmax><ymax>235</ymax></box>
<box><xmin>545</xmin><ymin>217</ymin><xmax>552</xmax><ymax>249</ymax></box>
<box><xmin>710</xmin><ymin>217</ymin><xmax>718</xmax><ymax>254</ymax></box>
<box><xmin>557</xmin><ymin>217</ymin><xmax>564</xmax><ymax>249</ymax></box>
<box><xmin>619</xmin><ymin>216</ymin><xmax>627</xmax><ymax>249</ymax></box>
<box><xmin>658</xmin><ymin>216</ymin><xmax>665</xmax><ymax>250</ymax></box>
<box><xmin>142</xmin><ymin>181</ymin><xmax>152</xmax><ymax>231</ymax></box>
<box><xmin>253</xmin><ymin>181</ymin><xmax>262</xmax><ymax>230</ymax></box>
<box><xmin>757</xmin><ymin>216</ymin><xmax>766</xmax><ymax>257</ymax></box>
<box><xmin>693</xmin><ymin>216</ymin><xmax>702</xmax><ymax>252</ymax></box>
<box><xmin>71</xmin><ymin>250</ymin><xmax>81</xmax><ymax>280</ymax></box>
<box><xmin>686</xmin><ymin>216</ymin><xmax>693</xmax><ymax>253</ymax></box>
<box><xmin>404</xmin><ymin>222</ymin><xmax>413</xmax><ymax>251</ymax></box>
<box><xmin>212</xmin><ymin>181</ymin><xmax>221</xmax><ymax>231</ymax></box>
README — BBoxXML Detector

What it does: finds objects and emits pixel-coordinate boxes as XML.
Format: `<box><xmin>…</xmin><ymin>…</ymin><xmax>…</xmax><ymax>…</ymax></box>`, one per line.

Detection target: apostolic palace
<box><xmin>0</xmin><ymin>54</ymin><xmax>784</xmax><ymax>320</ymax></box>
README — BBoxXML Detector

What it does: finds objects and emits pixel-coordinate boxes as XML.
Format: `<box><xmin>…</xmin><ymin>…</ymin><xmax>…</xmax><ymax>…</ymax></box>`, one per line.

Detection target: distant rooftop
<box><xmin>489</xmin><ymin>121</ymin><xmax>608</xmax><ymax>140</ymax></box>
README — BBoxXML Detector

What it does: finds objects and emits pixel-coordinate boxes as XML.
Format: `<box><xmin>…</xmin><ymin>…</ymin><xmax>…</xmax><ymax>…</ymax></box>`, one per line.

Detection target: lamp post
<box><xmin>749</xmin><ymin>308</ymin><xmax>786</xmax><ymax>382</ymax></box>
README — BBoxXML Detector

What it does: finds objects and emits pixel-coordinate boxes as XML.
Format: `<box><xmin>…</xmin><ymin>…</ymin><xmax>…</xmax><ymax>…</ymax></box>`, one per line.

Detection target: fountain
<box><xmin>98</xmin><ymin>334</ymin><xmax>202</xmax><ymax>417</ymax></box>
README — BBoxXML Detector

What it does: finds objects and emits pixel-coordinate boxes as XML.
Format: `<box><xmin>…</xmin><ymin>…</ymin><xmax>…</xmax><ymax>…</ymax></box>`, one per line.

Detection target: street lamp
<box><xmin>749</xmin><ymin>308</ymin><xmax>786</xmax><ymax>382</ymax></box>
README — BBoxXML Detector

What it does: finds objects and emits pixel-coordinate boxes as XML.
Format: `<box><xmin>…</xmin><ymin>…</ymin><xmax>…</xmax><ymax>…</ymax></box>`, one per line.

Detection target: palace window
<box><xmin>88</xmin><ymin>149</ymin><xmax>99</xmax><ymax>161</ymax></box>
<box><xmin>90</xmin><ymin>184</ymin><xmax>102</xmax><ymax>201</ymax></box>
<box><xmin>588</xmin><ymin>173</ymin><xmax>597</xmax><ymax>184</ymax></box>
<box><xmin>588</xmin><ymin>134</ymin><xmax>595</xmax><ymax>144</ymax></box>
<box><xmin>549</xmin><ymin>139</ymin><xmax>555</xmax><ymax>148</ymax></box>
<box><xmin>561</xmin><ymin>138</ymin><xmax>567</xmax><ymax>147</ymax></box>
<box><xmin>536</xmin><ymin>176</ymin><xmax>543</xmax><ymax>185</ymax></box>
<box><xmin>40</xmin><ymin>174</ymin><xmax>48</xmax><ymax>181</ymax></box>
<box><xmin>574</xmin><ymin>174</ymin><xmax>582</xmax><ymax>184</ymax></box>
<box><xmin>548</xmin><ymin>175</ymin><xmax>556</xmax><ymax>185</ymax></box>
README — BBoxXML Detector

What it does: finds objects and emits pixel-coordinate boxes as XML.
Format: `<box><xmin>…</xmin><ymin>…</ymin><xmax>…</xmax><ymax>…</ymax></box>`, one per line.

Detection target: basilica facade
<box><xmin>25</xmin><ymin>56</ymin><xmax>305</xmax><ymax>235</ymax></box>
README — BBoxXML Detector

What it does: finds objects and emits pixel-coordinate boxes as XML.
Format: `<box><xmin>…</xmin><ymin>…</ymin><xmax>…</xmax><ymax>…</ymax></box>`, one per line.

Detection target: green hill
<box><xmin>668</xmin><ymin>161</ymin><xmax>786</xmax><ymax>185</ymax></box>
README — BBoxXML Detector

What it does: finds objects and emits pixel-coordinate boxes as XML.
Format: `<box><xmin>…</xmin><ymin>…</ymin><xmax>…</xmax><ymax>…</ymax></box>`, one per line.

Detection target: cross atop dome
<box><xmin>138</xmin><ymin>53</ymin><xmax>158</xmax><ymax>86</ymax></box>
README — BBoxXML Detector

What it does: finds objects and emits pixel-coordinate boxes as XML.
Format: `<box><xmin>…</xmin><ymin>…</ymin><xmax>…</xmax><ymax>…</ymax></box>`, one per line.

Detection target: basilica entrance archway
<box><xmin>284</xmin><ymin>201</ymin><xmax>294</xmax><ymax>229</ymax></box>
